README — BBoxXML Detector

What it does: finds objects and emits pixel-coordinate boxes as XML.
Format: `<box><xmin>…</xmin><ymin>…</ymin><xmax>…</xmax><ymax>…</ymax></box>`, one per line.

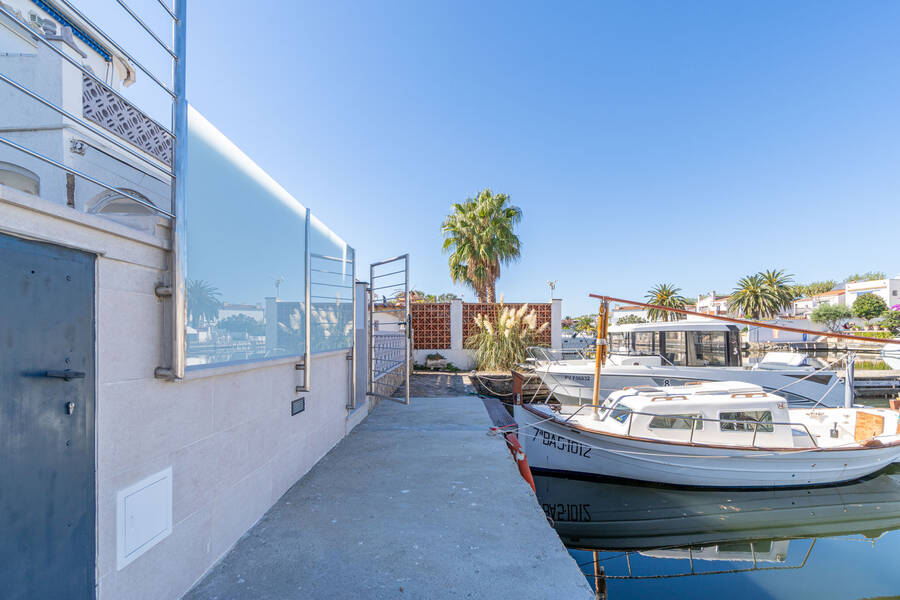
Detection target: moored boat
<box><xmin>516</xmin><ymin>380</ymin><xmax>900</xmax><ymax>488</ymax></box>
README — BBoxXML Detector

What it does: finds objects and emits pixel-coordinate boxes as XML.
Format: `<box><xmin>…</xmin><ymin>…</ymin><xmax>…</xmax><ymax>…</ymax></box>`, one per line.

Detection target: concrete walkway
<box><xmin>184</xmin><ymin>397</ymin><xmax>592</xmax><ymax>599</ymax></box>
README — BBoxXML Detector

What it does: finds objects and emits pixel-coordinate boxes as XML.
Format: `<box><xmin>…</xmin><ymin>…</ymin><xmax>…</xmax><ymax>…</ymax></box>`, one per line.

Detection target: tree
<box><xmin>437</xmin><ymin>292</ymin><xmax>460</xmax><ymax>302</ymax></box>
<box><xmin>852</xmin><ymin>294</ymin><xmax>888</xmax><ymax>324</ymax></box>
<box><xmin>442</xmin><ymin>189</ymin><xmax>522</xmax><ymax>303</ymax></box>
<box><xmin>616</xmin><ymin>315</ymin><xmax>648</xmax><ymax>325</ymax></box>
<box><xmin>187</xmin><ymin>279</ymin><xmax>222</xmax><ymax>326</ymax></box>
<box><xmin>880</xmin><ymin>308</ymin><xmax>900</xmax><ymax>334</ymax></box>
<box><xmin>573</xmin><ymin>315</ymin><xmax>595</xmax><ymax>336</ymax></box>
<box><xmin>759</xmin><ymin>269</ymin><xmax>795</xmax><ymax>314</ymax></box>
<box><xmin>728</xmin><ymin>274</ymin><xmax>780</xmax><ymax>320</ymax></box>
<box><xmin>790</xmin><ymin>280</ymin><xmax>837</xmax><ymax>299</ymax></box>
<box><xmin>846</xmin><ymin>271</ymin><xmax>886</xmax><ymax>282</ymax></box>
<box><xmin>218</xmin><ymin>314</ymin><xmax>265</xmax><ymax>336</ymax></box>
<box><xmin>561</xmin><ymin>317</ymin><xmax>575</xmax><ymax>330</ymax></box>
<box><xmin>645</xmin><ymin>284</ymin><xmax>688</xmax><ymax>322</ymax></box>
<box><xmin>809</xmin><ymin>304</ymin><xmax>853</xmax><ymax>332</ymax></box>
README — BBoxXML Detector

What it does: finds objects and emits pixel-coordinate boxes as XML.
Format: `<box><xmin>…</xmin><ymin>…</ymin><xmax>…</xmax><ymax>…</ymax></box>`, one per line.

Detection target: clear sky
<box><xmin>86</xmin><ymin>1</ymin><xmax>900</xmax><ymax>316</ymax></box>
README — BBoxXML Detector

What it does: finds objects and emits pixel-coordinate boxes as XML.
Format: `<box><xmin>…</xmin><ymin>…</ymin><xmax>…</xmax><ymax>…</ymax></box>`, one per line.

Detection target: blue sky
<box><xmin>85</xmin><ymin>1</ymin><xmax>900</xmax><ymax>315</ymax></box>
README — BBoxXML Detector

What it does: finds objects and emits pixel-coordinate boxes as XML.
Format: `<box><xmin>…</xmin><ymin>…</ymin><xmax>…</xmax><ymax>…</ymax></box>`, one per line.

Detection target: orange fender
<box><xmin>504</xmin><ymin>433</ymin><xmax>536</xmax><ymax>492</ymax></box>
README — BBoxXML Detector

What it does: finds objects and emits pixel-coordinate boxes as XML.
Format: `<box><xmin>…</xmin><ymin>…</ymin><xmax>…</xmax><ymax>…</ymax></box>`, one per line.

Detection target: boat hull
<box><xmin>516</xmin><ymin>404</ymin><xmax>900</xmax><ymax>488</ymax></box>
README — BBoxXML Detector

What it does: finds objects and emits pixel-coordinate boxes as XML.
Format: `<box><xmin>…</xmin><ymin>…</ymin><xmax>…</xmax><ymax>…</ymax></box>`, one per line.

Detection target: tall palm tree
<box><xmin>728</xmin><ymin>274</ymin><xmax>780</xmax><ymax>320</ymax></box>
<box><xmin>759</xmin><ymin>269</ymin><xmax>795</xmax><ymax>314</ymax></box>
<box><xmin>645</xmin><ymin>284</ymin><xmax>688</xmax><ymax>321</ymax></box>
<box><xmin>187</xmin><ymin>279</ymin><xmax>222</xmax><ymax>326</ymax></box>
<box><xmin>442</xmin><ymin>189</ymin><xmax>522</xmax><ymax>302</ymax></box>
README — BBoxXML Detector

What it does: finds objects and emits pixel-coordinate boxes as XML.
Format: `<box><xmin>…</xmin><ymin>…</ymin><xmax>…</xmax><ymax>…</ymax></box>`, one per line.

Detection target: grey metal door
<box><xmin>0</xmin><ymin>233</ymin><xmax>96</xmax><ymax>599</ymax></box>
<box><xmin>368</xmin><ymin>254</ymin><xmax>411</xmax><ymax>404</ymax></box>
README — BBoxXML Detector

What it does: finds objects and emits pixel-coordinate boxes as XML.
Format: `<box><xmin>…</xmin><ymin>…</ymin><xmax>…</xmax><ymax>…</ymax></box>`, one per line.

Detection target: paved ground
<box><xmin>393</xmin><ymin>372</ymin><xmax>476</xmax><ymax>398</ymax></box>
<box><xmin>184</xmin><ymin>396</ymin><xmax>592</xmax><ymax>599</ymax></box>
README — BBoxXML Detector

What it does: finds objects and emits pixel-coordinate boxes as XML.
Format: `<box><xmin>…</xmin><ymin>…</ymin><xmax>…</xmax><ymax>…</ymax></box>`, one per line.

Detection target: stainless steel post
<box><xmin>347</xmin><ymin>247</ymin><xmax>357</xmax><ymax>409</ymax></box>
<box><xmin>404</xmin><ymin>254</ymin><xmax>410</xmax><ymax>405</ymax></box>
<box><xmin>169</xmin><ymin>0</ymin><xmax>187</xmax><ymax>379</ymax></box>
<box><xmin>844</xmin><ymin>351</ymin><xmax>855</xmax><ymax>408</ymax></box>
<box><xmin>368</xmin><ymin>265</ymin><xmax>374</xmax><ymax>396</ymax></box>
<box><xmin>299</xmin><ymin>208</ymin><xmax>311</xmax><ymax>392</ymax></box>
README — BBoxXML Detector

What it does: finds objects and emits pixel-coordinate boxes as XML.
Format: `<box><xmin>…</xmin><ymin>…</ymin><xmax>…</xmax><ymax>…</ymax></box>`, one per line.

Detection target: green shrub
<box><xmin>853</xmin><ymin>331</ymin><xmax>894</xmax><ymax>339</ymax></box>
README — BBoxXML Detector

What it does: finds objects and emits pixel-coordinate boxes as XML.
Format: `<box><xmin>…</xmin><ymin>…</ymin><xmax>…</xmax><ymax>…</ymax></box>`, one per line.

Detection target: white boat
<box><xmin>528</xmin><ymin>321</ymin><xmax>845</xmax><ymax>407</ymax></box>
<box><xmin>516</xmin><ymin>380</ymin><xmax>900</xmax><ymax>488</ymax></box>
<box><xmin>882</xmin><ymin>341</ymin><xmax>900</xmax><ymax>370</ymax></box>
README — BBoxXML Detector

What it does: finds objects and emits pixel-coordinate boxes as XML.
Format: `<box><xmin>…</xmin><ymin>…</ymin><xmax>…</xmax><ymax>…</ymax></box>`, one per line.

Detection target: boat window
<box><xmin>688</xmin><ymin>331</ymin><xmax>728</xmax><ymax>366</ymax></box>
<box><xmin>662</xmin><ymin>331</ymin><xmax>686</xmax><ymax>365</ymax></box>
<box><xmin>648</xmin><ymin>414</ymin><xmax>703</xmax><ymax>430</ymax></box>
<box><xmin>609</xmin><ymin>404</ymin><xmax>632</xmax><ymax>424</ymax></box>
<box><xmin>719</xmin><ymin>411</ymin><xmax>774</xmax><ymax>433</ymax></box>
<box><xmin>634</xmin><ymin>332</ymin><xmax>654</xmax><ymax>355</ymax></box>
<box><xmin>609</xmin><ymin>332</ymin><xmax>629</xmax><ymax>352</ymax></box>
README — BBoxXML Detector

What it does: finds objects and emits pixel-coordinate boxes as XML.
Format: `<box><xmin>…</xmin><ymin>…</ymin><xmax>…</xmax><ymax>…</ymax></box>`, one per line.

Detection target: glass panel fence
<box><xmin>309</xmin><ymin>214</ymin><xmax>354</xmax><ymax>353</ymax></box>
<box><xmin>185</xmin><ymin>106</ymin><xmax>308</xmax><ymax>369</ymax></box>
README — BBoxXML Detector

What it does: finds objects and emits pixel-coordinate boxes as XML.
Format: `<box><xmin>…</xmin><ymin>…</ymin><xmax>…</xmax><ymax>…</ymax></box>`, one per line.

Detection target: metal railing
<box><xmin>548</xmin><ymin>402</ymin><xmax>821</xmax><ymax>449</ymax></box>
<box><xmin>0</xmin><ymin>0</ymin><xmax>186</xmax><ymax>377</ymax></box>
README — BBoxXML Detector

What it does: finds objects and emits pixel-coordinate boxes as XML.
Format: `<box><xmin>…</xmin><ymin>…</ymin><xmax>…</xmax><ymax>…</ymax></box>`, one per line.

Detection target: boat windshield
<box><xmin>609</xmin><ymin>327</ymin><xmax>742</xmax><ymax>367</ymax></box>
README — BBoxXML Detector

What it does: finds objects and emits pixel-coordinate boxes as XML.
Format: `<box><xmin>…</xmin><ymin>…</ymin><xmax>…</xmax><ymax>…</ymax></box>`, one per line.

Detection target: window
<box><xmin>662</xmin><ymin>331</ymin><xmax>686</xmax><ymax>365</ymax></box>
<box><xmin>634</xmin><ymin>332</ymin><xmax>654</xmax><ymax>355</ymax></box>
<box><xmin>609</xmin><ymin>332</ymin><xmax>628</xmax><ymax>352</ymax></box>
<box><xmin>0</xmin><ymin>162</ymin><xmax>40</xmax><ymax>195</ymax></box>
<box><xmin>720</xmin><ymin>411</ymin><xmax>773</xmax><ymax>433</ymax></box>
<box><xmin>610</xmin><ymin>404</ymin><xmax>632</xmax><ymax>424</ymax></box>
<box><xmin>649</xmin><ymin>414</ymin><xmax>703</xmax><ymax>430</ymax></box>
<box><xmin>689</xmin><ymin>331</ymin><xmax>727</xmax><ymax>366</ymax></box>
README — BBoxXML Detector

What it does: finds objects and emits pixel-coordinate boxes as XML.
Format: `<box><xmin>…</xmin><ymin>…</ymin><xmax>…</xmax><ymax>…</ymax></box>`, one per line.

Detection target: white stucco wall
<box><xmin>1</xmin><ymin>187</ymin><xmax>362</xmax><ymax>600</ymax></box>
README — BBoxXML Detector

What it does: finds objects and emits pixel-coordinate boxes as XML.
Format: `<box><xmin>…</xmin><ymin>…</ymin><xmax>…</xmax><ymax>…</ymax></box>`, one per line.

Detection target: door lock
<box><xmin>66</xmin><ymin>401</ymin><xmax>76</xmax><ymax>415</ymax></box>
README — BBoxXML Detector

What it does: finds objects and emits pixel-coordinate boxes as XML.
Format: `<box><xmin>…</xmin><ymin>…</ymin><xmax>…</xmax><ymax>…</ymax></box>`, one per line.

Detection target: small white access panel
<box><xmin>116</xmin><ymin>467</ymin><xmax>173</xmax><ymax>570</ymax></box>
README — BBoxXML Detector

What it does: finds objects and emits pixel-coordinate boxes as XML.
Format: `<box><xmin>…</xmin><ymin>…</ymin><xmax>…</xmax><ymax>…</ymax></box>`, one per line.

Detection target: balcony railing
<box><xmin>82</xmin><ymin>74</ymin><xmax>173</xmax><ymax>166</ymax></box>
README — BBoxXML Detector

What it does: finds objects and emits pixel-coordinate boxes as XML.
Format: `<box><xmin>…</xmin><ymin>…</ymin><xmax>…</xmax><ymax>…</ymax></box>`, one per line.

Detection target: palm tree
<box><xmin>728</xmin><ymin>274</ymin><xmax>780</xmax><ymax>320</ymax></box>
<box><xmin>645</xmin><ymin>283</ymin><xmax>688</xmax><ymax>321</ymax></box>
<box><xmin>758</xmin><ymin>269</ymin><xmax>795</xmax><ymax>314</ymax></box>
<box><xmin>187</xmin><ymin>279</ymin><xmax>222</xmax><ymax>326</ymax></box>
<box><xmin>573</xmin><ymin>315</ymin><xmax>595</xmax><ymax>336</ymax></box>
<box><xmin>442</xmin><ymin>189</ymin><xmax>522</xmax><ymax>302</ymax></box>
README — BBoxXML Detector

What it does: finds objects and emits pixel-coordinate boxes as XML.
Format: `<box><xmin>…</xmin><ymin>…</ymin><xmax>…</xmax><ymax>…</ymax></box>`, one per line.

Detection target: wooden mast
<box><xmin>591</xmin><ymin>300</ymin><xmax>609</xmax><ymax>417</ymax></box>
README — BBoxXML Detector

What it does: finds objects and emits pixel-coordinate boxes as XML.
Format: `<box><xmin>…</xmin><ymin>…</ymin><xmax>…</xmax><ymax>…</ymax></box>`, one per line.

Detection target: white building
<box><xmin>845</xmin><ymin>277</ymin><xmax>900</xmax><ymax>309</ymax></box>
<box><xmin>791</xmin><ymin>289</ymin><xmax>846</xmax><ymax>317</ymax></box>
<box><xmin>696</xmin><ymin>292</ymin><xmax>731</xmax><ymax>316</ymax></box>
<box><xmin>0</xmin><ymin>4</ymin><xmax>381</xmax><ymax>599</ymax></box>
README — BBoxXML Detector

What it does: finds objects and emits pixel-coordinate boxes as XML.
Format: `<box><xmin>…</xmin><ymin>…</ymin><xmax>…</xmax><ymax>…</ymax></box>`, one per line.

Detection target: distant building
<box><xmin>845</xmin><ymin>277</ymin><xmax>900</xmax><ymax>308</ymax></box>
<box><xmin>610</xmin><ymin>303</ymin><xmax>648</xmax><ymax>323</ymax></box>
<box><xmin>791</xmin><ymin>289</ymin><xmax>846</xmax><ymax>317</ymax></box>
<box><xmin>696</xmin><ymin>292</ymin><xmax>731</xmax><ymax>316</ymax></box>
<box><xmin>219</xmin><ymin>302</ymin><xmax>265</xmax><ymax>321</ymax></box>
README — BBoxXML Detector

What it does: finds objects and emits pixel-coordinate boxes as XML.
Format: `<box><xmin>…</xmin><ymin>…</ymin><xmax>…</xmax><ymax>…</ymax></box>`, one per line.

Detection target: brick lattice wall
<box><xmin>462</xmin><ymin>303</ymin><xmax>552</xmax><ymax>346</ymax></box>
<box><xmin>410</xmin><ymin>303</ymin><xmax>451</xmax><ymax>349</ymax></box>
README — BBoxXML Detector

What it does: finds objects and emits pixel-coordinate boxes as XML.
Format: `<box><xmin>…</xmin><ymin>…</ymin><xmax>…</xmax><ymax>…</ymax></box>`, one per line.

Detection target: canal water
<box><xmin>534</xmin><ymin>467</ymin><xmax>900</xmax><ymax>599</ymax></box>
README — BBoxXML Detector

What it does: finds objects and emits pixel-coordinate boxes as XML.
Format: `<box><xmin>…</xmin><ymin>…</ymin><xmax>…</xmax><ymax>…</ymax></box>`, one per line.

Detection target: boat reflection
<box><xmin>534</xmin><ymin>468</ymin><xmax>900</xmax><ymax>585</ymax></box>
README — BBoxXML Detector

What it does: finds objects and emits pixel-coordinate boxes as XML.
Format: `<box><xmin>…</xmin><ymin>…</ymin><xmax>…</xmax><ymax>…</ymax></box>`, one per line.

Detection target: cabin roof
<box><xmin>609</xmin><ymin>321</ymin><xmax>735</xmax><ymax>333</ymax></box>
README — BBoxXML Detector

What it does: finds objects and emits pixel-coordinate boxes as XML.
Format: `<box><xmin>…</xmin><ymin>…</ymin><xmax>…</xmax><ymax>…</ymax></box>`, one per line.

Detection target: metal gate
<box><xmin>0</xmin><ymin>233</ymin><xmax>96</xmax><ymax>599</ymax></box>
<box><xmin>368</xmin><ymin>254</ymin><xmax>411</xmax><ymax>404</ymax></box>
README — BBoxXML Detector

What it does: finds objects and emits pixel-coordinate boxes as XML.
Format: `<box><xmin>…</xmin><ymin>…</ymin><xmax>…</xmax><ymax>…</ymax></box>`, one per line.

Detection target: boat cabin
<box><xmin>593</xmin><ymin>381</ymin><xmax>900</xmax><ymax>449</ymax></box>
<box><xmin>608</xmin><ymin>321</ymin><xmax>742</xmax><ymax>367</ymax></box>
<box><xmin>598</xmin><ymin>382</ymin><xmax>799</xmax><ymax>448</ymax></box>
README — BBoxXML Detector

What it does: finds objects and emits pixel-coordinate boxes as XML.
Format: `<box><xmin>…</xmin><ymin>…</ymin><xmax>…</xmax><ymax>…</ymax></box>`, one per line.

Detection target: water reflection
<box><xmin>534</xmin><ymin>468</ymin><xmax>900</xmax><ymax>598</ymax></box>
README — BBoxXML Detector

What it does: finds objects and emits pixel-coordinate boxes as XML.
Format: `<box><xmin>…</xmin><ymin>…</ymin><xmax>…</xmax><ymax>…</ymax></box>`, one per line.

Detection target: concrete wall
<box><xmin>1</xmin><ymin>186</ymin><xmax>363</xmax><ymax>600</ymax></box>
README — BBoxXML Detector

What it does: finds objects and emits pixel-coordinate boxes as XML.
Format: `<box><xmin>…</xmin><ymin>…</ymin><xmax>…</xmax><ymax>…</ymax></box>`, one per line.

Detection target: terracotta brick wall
<box><xmin>410</xmin><ymin>303</ymin><xmax>451</xmax><ymax>349</ymax></box>
<box><xmin>462</xmin><ymin>302</ymin><xmax>552</xmax><ymax>346</ymax></box>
